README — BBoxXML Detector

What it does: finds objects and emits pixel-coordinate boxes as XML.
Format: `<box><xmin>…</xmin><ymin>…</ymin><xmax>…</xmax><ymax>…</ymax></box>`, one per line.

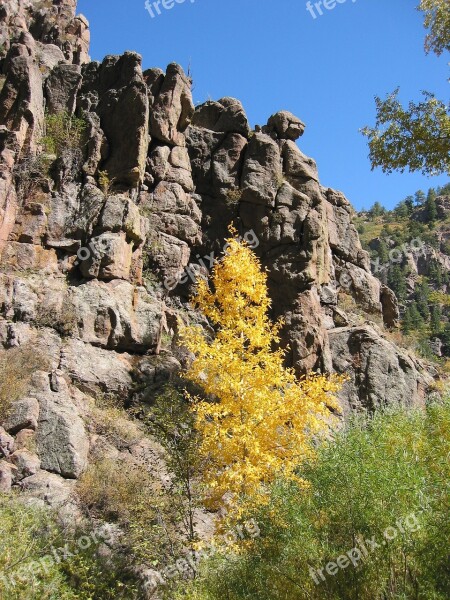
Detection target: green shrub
<box><xmin>178</xmin><ymin>401</ymin><xmax>450</xmax><ymax>600</ymax></box>
<box><xmin>97</xmin><ymin>170</ymin><xmax>116</xmax><ymax>195</ymax></box>
<box><xmin>0</xmin><ymin>493</ymin><xmax>139</xmax><ymax>599</ymax></box>
<box><xmin>42</xmin><ymin>112</ymin><xmax>86</xmax><ymax>158</ymax></box>
<box><xmin>141</xmin><ymin>385</ymin><xmax>202</xmax><ymax>543</ymax></box>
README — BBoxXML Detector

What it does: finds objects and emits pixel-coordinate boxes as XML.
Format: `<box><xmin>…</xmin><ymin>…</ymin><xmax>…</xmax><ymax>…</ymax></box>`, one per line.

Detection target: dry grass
<box><xmin>35</xmin><ymin>298</ymin><xmax>78</xmax><ymax>337</ymax></box>
<box><xmin>0</xmin><ymin>346</ymin><xmax>49</xmax><ymax>422</ymax></box>
<box><xmin>77</xmin><ymin>457</ymin><xmax>149</xmax><ymax>522</ymax></box>
<box><xmin>90</xmin><ymin>392</ymin><xmax>144</xmax><ymax>450</ymax></box>
<box><xmin>225</xmin><ymin>187</ymin><xmax>243</xmax><ymax>206</ymax></box>
<box><xmin>77</xmin><ymin>456</ymin><xmax>180</xmax><ymax>564</ymax></box>
<box><xmin>337</xmin><ymin>292</ymin><xmax>357</xmax><ymax>314</ymax></box>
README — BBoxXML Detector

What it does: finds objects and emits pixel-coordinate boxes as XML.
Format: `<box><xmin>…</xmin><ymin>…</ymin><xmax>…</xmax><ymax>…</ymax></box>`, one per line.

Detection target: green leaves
<box><xmin>177</xmin><ymin>400</ymin><xmax>450</xmax><ymax>600</ymax></box>
<box><xmin>362</xmin><ymin>2</ymin><xmax>450</xmax><ymax>176</ymax></box>
<box><xmin>362</xmin><ymin>90</ymin><xmax>450</xmax><ymax>176</ymax></box>
<box><xmin>419</xmin><ymin>0</ymin><xmax>450</xmax><ymax>56</ymax></box>
<box><xmin>41</xmin><ymin>112</ymin><xmax>87</xmax><ymax>158</ymax></box>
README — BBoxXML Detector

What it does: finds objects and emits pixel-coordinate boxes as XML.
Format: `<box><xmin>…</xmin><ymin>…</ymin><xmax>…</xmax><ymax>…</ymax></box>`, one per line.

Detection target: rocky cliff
<box><xmin>0</xmin><ymin>0</ymin><xmax>434</xmax><ymax>515</ymax></box>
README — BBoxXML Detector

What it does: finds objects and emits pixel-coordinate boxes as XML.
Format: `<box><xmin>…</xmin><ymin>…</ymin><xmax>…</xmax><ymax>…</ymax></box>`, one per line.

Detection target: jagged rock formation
<box><xmin>0</xmin><ymin>0</ymin><xmax>434</xmax><ymax>516</ymax></box>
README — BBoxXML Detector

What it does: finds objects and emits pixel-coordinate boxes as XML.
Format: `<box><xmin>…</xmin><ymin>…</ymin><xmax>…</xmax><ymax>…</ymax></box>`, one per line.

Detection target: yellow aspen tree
<box><xmin>180</xmin><ymin>229</ymin><xmax>344</xmax><ymax>518</ymax></box>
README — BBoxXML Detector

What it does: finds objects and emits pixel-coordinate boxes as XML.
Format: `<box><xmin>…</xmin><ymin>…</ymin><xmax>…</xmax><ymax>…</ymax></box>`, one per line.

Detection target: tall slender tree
<box><xmin>180</xmin><ymin>230</ymin><xmax>343</xmax><ymax>520</ymax></box>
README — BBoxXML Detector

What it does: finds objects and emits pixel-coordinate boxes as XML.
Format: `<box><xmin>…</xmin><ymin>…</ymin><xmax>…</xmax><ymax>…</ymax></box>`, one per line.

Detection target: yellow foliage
<box><xmin>180</xmin><ymin>228</ymin><xmax>344</xmax><ymax>519</ymax></box>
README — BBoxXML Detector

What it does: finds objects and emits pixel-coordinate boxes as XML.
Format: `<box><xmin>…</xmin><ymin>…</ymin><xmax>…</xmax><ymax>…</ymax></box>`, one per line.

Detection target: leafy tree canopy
<box><xmin>362</xmin><ymin>1</ymin><xmax>450</xmax><ymax>176</ymax></box>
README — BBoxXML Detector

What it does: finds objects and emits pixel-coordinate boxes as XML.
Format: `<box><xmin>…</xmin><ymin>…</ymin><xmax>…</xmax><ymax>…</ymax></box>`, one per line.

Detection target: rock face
<box><xmin>329</xmin><ymin>325</ymin><xmax>432</xmax><ymax>415</ymax></box>
<box><xmin>0</xmin><ymin>0</ymin><xmax>437</xmax><ymax>511</ymax></box>
<box><xmin>34</xmin><ymin>371</ymin><xmax>89</xmax><ymax>479</ymax></box>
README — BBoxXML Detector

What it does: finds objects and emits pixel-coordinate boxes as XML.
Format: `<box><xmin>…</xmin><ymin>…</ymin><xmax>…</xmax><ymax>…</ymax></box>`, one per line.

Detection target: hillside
<box><xmin>354</xmin><ymin>185</ymin><xmax>450</xmax><ymax>365</ymax></box>
<box><xmin>0</xmin><ymin>2</ymin><xmax>447</xmax><ymax>599</ymax></box>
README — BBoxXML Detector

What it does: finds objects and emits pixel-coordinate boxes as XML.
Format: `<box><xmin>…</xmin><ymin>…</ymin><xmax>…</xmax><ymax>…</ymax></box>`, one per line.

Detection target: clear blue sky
<box><xmin>77</xmin><ymin>0</ymin><xmax>449</xmax><ymax>211</ymax></box>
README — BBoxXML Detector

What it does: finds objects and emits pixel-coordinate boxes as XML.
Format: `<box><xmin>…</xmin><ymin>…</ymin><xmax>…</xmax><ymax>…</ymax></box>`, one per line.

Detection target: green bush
<box><xmin>42</xmin><ymin>112</ymin><xmax>86</xmax><ymax>158</ymax></box>
<box><xmin>0</xmin><ymin>493</ymin><xmax>139</xmax><ymax>599</ymax></box>
<box><xmin>178</xmin><ymin>401</ymin><xmax>450</xmax><ymax>600</ymax></box>
<box><xmin>141</xmin><ymin>384</ymin><xmax>202</xmax><ymax>544</ymax></box>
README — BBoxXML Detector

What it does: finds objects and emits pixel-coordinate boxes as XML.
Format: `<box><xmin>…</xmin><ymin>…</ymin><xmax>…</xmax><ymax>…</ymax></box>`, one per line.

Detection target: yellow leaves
<box><xmin>179</xmin><ymin>228</ymin><xmax>345</xmax><ymax>524</ymax></box>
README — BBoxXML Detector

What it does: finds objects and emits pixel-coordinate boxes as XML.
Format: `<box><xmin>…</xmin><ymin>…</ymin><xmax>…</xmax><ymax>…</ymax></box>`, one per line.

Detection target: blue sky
<box><xmin>77</xmin><ymin>0</ymin><xmax>449</xmax><ymax>211</ymax></box>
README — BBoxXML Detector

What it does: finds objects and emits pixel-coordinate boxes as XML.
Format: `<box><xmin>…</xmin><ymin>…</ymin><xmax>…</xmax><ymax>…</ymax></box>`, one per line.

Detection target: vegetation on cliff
<box><xmin>354</xmin><ymin>183</ymin><xmax>450</xmax><ymax>364</ymax></box>
<box><xmin>177</xmin><ymin>400</ymin><xmax>450</xmax><ymax>600</ymax></box>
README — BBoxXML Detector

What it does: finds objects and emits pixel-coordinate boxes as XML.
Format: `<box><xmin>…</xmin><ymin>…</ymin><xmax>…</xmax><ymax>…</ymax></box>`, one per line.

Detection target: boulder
<box><xmin>192</xmin><ymin>97</ymin><xmax>251</xmax><ymax>136</ymax></box>
<box><xmin>325</xmin><ymin>189</ymin><xmax>367</xmax><ymax>268</ymax></box>
<box><xmin>335</xmin><ymin>259</ymin><xmax>382</xmax><ymax>316</ymax></box>
<box><xmin>34</xmin><ymin>372</ymin><xmax>89</xmax><ymax>479</ymax></box>
<box><xmin>149</xmin><ymin>63</ymin><xmax>194</xmax><ymax>146</ymax></box>
<box><xmin>3</xmin><ymin>397</ymin><xmax>40</xmax><ymax>434</ymax></box>
<box><xmin>0</xmin><ymin>427</ymin><xmax>15</xmax><ymax>458</ymax></box>
<box><xmin>80</xmin><ymin>232</ymin><xmax>133</xmax><ymax>281</ymax></box>
<box><xmin>0</xmin><ymin>37</ymin><xmax>45</xmax><ymax>153</ymax></box>
<box><xmin>10</xmin><ymin>449</ymin><xmax>41</xmax><ymax>480</ymax></box>
<box><xmin>69</xmin><ymin>279</ymin><xmax>162</xmax><ymax>353</ymax></box>
<box><xmin>0</xmin><ymin>460</ymin><xmax>16</xmax><ymax>492</ymax></box>
<box><xmin>14</xmin><ymin>429</ymin><xmax>36</xmax><ymax>451</ymax></box>
<box><xmin>45</xmin><ymin>63</ymin><xmax>82</xmax><ymax>114</ymax></box>
<box><xmin>59</xmin><ymin>339</ymin><xmax>134</xmax><ymax>397</ymax></box>
<box><xmin>21</xmin><ymin>470</ymin><xmax>76</xmax><ymax>507</ymax></box>
<box><xmin>265</xmin><ymin>110</ymin><xmax>305</xmax><ymax>140</ymax></box>
<box><xmin>282</xmin><ymin>140</ymin><xmax>319</xmax><ymax>182</ymax></box>
<box><xmin>329</xmin><ymin>325</ymin><xmax>432</xmax><ymax>414</ymax></box>
<box><xmin>0</xmin><ymin>242</ymin><xmax>58</xmax><ymax>273</ymax></box>
<box><xmin>436</xmin><ymin>195</ymin><xmax>450</xmax><ymax>219</ymax></box>
<box><xmin>380</xmin><ymin>284</ymin><xmax>400</xmax><ymax>329</ymax></box>
<box><xmin>80</xmin><ymin>52</ymin><xmax>149</xmax><ymax>186</ymax></box>
<box><xmin>241</xmin><ymin>133</ymin><xmax>282</xmax><ymax>207</ymax></box>
<box><xmin>211</xmin><ymin>133</ymin><xmax>248</xmax><ymax>197</ymax></box>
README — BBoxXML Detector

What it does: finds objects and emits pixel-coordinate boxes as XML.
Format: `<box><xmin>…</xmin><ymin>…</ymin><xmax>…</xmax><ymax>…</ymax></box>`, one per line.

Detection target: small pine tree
<box><xmin>405</xmin><ymin>195</ymin><xmax>415</xmax><ymax>213</ymax></box>
<box><xmin>410</xmin><ymin>301</ymin><xmax>425</xmax><ymax>330</ymax></box>
<box><xmin>402</xmin><ymin>307</ymin><xmax>414</xmax><ymax>335</ymax></box>
<box><xmin>426</xmin><ymin>188</ymin><xmax>438</xmax><ymax>222</ymax></box>
<box><xmin>408</xmin><ymin>219</ymin><xmax>425</xmax><ymax>238</ymax></box>
<box><xmin>415</xmin><ymin>279</ymin><xmax>431</xmax><ymax>321</ymax></box>
<box><xmin>180</xmin><ymin>229</ymin><xmax>343</xmax><ymax>519</ymax></box>
<box><xmin>378</xmin><ymin>239</ymin><xmax>390</xmax><ymax>265</ymax></box>
<box><xmin>440</xmin><ymin>323</ymin><xmax>450</xmax><ymax>354</ymax></box>
<box><xmin>388</xmin><ymin>264</ymin><xmax>407</xmax><ymax>303</ymax></box>
<box><xmin>369</xmin><ymin>201</ymin><xmax>386</xmax><ymax>219</ymax></box>
<box><xmin>430</xmin><ymin>305</ymin><xmax>442</xmax><ymax>335</ymax></box>
<box><xmin>415</xmin><ymin>189</ymin><xmax>426</xmax><ymax>206</ymax></box>
<box><xmin>394</xmin><ymin>201</ymin><xmax>409</xmax><ymax>219</ymax></box>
